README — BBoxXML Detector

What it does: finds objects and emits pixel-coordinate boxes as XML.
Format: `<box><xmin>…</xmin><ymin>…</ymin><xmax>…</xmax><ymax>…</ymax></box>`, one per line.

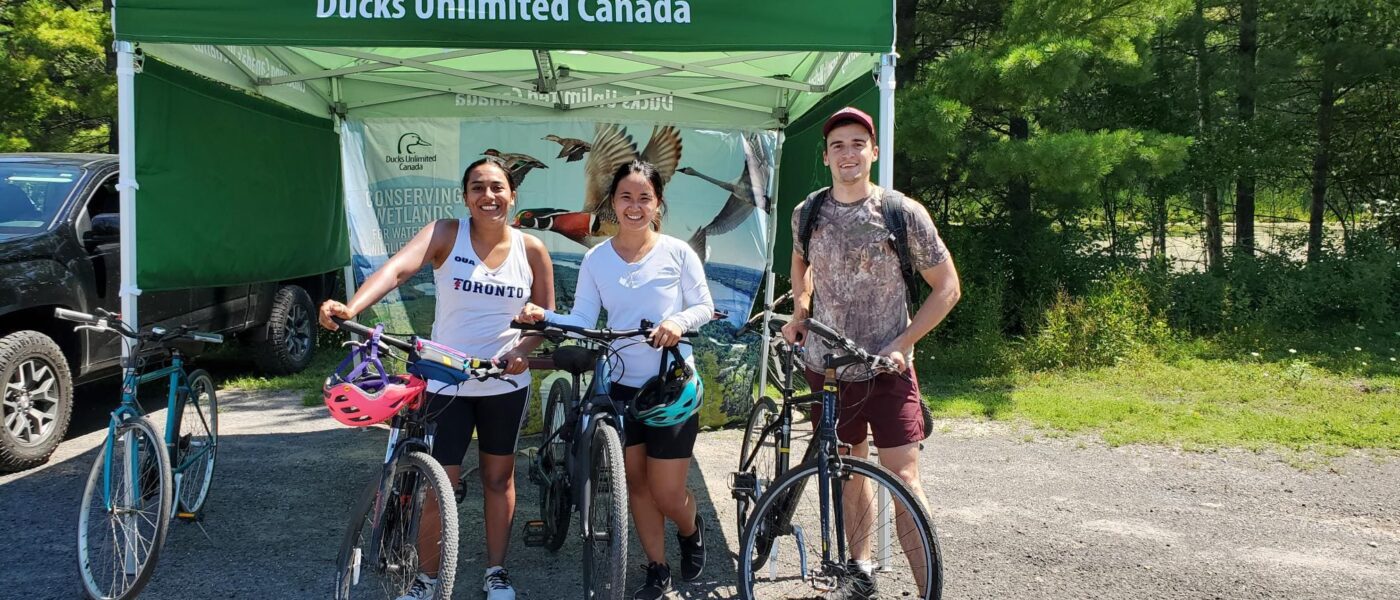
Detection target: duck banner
<box><xmin>340</xmin><ymin>118</ymin><xmax>777</xmax><ymax>423</ymax></box>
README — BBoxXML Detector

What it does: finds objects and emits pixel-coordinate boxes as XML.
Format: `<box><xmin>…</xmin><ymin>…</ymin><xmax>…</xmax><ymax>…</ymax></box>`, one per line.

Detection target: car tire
<box><xmin>0</xmin><ymin>330</ymin><xmax>74</xmax><ymax>472</ymax></box>
<box><xmin>253</xmin><ymin>285</ymin><xmax>316</xmax><ymax>375</ymax></box>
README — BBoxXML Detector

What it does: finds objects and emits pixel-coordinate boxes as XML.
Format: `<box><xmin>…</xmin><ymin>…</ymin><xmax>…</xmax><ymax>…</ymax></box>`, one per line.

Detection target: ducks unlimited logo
<box><xmin>386</xmin><ymin>132</ymin><xmax>439</xmax><ymax>171</ymax></box>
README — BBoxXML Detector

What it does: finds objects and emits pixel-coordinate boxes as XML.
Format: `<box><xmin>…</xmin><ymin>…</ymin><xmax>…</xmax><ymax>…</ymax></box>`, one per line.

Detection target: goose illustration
<box><xmin>513</xmin><ymin>123</ymin><xmax>683</xmax><ymax>249</ymax></box>
<box><xmin>483</xmin><ymin>149</ymin><xmax>549</xmax><ymax>187</ymax></box>
<box><xmin>543</xmin><ymin>134</ymin><xmax>592</xmax><ymax>162</ymax></box>
<box><xmin>680</xmin><ymin>134</ymin><xmax>772</xmax><ymax>261</ymax></box>
<box><xmin>397</xmin><ymin>133</ymin><xmax>432</xmax><ymax>154</ymax></box>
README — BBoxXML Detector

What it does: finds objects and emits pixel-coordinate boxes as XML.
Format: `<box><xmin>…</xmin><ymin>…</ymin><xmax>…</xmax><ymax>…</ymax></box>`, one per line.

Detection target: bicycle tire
<box><xmin>334</xmin><ymin>452</ymin><xmax>459</xmax><ymax>600</ymax></box>
<box><xmin>76</xmin><ymin>417</ymin><xmax>172</xmax><ymax>600</ymax></box>
<box><xmin>736</xmin><ymin>396</ymin><xmax>779</xmax><ymax>537</ymax></box>
<box><xmin>174</xmin><ymin>369</ymin><xmax>218</xmax><ymax>515</ymax></box>
<box><xmin>538</xmin><ymin>378</ymin><xmax>573</xmax><ymax>551</ymax></box>
<box><xmin>737</xmin><ymin>457</ymin><xmax>943</xmax><ymax>600</ymax></box>
<box><xmin>582</xmin><ymin>424</ymin><xmax>628</xmax><ymax>600</ymax></box>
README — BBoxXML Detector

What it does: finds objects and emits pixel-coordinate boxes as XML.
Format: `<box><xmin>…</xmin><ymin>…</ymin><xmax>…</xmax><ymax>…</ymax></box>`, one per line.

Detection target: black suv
<box><xmin>0</xmin><ymin>153</ymin><xmax>337</xmax><ymax>471</ymax></box>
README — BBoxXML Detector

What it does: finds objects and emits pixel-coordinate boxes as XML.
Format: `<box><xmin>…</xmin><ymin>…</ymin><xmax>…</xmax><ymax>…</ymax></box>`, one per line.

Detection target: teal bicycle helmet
<box><xmin>630</xmin><ymin>345</ymin><xmax>703</xmax><ymax>427</ymax></box>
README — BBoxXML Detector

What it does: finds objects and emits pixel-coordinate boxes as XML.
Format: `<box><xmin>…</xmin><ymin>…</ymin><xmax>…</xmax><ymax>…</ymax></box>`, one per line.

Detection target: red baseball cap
<box><xmin>822</xmin><ymin>107</ymin><xmax>876</xmax><ymax>140</ymax></box>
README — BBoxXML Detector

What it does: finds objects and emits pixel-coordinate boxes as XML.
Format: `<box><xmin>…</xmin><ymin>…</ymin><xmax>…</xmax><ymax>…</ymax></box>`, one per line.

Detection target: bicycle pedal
<box><xmin>522</xmin><ymin>520</ymin><xmax>548</xmax><ymax>547</ymax></box>
<box><xmin>176</xmin><ymin>511</ymin><xmax>201</xmax><ymax>522</ymax></box>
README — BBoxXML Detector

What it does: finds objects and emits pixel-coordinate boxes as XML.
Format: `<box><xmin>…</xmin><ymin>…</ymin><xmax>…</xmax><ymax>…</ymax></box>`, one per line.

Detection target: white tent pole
<box><xmin>116</xmin><ymin>41</ymin><xmax>141</xmax><ymax>359</ymax></box>
<box><xmin>757</xmin><ymin>132</ymin><xmax>785</xmax><ymax>402</ymax></box>
<box><xmin>877</xmin><ymin>53</ymin><xmax>896</xmax><ymax>191</ymax></box>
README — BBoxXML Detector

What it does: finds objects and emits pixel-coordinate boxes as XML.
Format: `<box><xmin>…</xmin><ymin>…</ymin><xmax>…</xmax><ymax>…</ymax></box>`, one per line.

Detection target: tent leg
<box><xmin>116</xmin><ymin>42</ymin><xmax>141</xmax><ymax>360</ymax></box>
<box><xmin>877</xmin><ymin>53</ymin><xmax>896</xmax><ymax>191</ymax></box>
<box><xmin>757</xmin><ymin>133</ymin><xmax>785</xmax><ymax>402</ymax></box>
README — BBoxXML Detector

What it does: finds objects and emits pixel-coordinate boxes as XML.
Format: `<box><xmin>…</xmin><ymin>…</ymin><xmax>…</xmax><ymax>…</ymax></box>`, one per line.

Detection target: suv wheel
<box><xmin>254</xmin><ymin>285</ymin><xmax>317</xmax><ymax>375</ymax></box>
<box><xmin>0</xmin><ymin>330</ymin><xmax>74</xmax><ymax>472</ymax></box>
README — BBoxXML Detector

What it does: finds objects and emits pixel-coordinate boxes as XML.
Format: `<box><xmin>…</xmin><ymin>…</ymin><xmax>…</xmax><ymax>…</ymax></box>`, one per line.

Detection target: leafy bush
<box><xmin>1023</xmin><ymin>271</ymin><xmax>1168</xmax><ymax>370</ymax></box>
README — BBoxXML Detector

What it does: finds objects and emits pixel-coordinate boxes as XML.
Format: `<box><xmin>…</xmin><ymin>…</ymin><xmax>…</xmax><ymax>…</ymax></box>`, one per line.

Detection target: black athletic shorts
<box><xmin>610</xmin><ymin>382</ymin><xmax>699</xmax><ymax>460</ymax></box>
<box><xmin>425</xmin><ymin>387</ymin><xmax>529</xmax><ymax>465</ymax></box>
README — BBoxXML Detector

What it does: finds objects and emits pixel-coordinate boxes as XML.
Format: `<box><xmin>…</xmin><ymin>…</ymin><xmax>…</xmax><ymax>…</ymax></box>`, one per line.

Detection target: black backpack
<box><xmin>797</xmin><ymin>187</ymin><xmax>925</xmax><ymax>308</ymax></box>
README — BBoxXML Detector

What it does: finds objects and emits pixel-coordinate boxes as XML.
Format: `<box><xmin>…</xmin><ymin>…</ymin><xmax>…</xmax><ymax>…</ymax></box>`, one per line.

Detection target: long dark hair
<box><xmin>461</xmin><ymin>156</ymin><xmax>516</xmax><ymax>192</ymax></box>
<box><xmin>608</xmin><ymin>160</ymin><xmax>666</xmax><ymax>230</ymax></box>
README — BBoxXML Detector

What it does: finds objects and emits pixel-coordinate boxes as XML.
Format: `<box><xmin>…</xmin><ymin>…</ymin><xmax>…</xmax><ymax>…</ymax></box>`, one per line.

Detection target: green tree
<box><xmin>0</xmin><ymin>1</ymin><xmax>112</xmax><ymax>153</ymax></box>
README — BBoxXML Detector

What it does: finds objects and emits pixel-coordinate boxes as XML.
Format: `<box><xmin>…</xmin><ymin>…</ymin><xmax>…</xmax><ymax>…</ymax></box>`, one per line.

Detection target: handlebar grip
<box><xmin>190</xmin><ymin>332</ymin><xmax>224</xmax><ymax>344</ymax></box>
<box><xmin>332</xmin><ymin>317</ymin><xmax>412</xmax><ymax>351</ymax></box>
<box><xmin>509</xmin><ymin>320</ymin><xmax>546</xmax><ymax>331</ymax></box>
<box><xmin>804</xmin><ymin>318</ymin><xmax>840</xmax><ymax>342</ymax></box>
<box><xmin>55</xmin><ymin>308</ymin><xmax>97</xmax><ymax>323</ymax></box>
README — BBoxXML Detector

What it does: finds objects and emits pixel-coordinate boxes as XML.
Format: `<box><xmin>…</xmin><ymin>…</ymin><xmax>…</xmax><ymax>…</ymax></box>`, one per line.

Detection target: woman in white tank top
<box><xmin>319</xmin><ymin>157</ymin><xmax>554</xmax><ymax>600</ymax></box>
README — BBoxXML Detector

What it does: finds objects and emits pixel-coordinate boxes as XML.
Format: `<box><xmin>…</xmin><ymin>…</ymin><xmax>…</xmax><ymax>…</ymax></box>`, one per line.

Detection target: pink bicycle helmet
<box><xmin>323</xmin><ymin>324</ymin><xmax>426</xmax><ymax>427</ymax></box>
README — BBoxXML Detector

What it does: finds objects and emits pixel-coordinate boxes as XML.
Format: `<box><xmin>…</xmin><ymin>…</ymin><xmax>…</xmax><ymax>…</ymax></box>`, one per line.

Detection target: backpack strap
<box><xmin>797</xmin><ymin>187</ymin><xmax>831</xmax><ymax>263</ymax></box>
<box><xmin>880</xmin><ymin>189</ymin><xmax>924</xmax><ymax>308</ymax></box>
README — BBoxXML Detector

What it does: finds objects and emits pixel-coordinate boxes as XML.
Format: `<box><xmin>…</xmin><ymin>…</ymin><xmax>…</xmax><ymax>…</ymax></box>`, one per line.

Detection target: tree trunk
<box><xmin>1234</xmin><ymin>0</ymin><xmax>1257</xmax><ymax>256</ymax></box>
<box><xmin>1195</xmin><ymin>0</ymin><xmax>1223</xmax><ymax>269</ymax></box>
<box><xmin>1152</xmin><ymin>192</ymin><xmax>1168</xmax><ymax>259</ymax></box>
<box><xmin>1309</xmin><ymin>52</ymin><xmax>1337</xmax><ymax>263</ymax></box>
<box><xmin>1006</xmin><ymin>115</ymin><xmax>1033</xmax><ymax>332</ymax></box>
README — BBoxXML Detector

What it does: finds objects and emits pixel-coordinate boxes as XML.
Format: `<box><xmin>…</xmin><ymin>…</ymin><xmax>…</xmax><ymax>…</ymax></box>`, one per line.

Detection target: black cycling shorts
<box><xmin>611</xmin><ymin>383</ymin><xmax>699</xmax><ymax>460</ymax></box>
<box><xmin>426</xmin><ymin>387</ymin><xmax>529</xmax><ymax>465</ymax></box>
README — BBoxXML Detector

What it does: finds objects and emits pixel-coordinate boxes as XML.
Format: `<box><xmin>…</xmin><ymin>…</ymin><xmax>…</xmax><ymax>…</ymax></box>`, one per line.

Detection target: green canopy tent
<box><xmin>109</xmin><ymin>1</ymin><xmax>900</xmax><ymax>396</ymax></box>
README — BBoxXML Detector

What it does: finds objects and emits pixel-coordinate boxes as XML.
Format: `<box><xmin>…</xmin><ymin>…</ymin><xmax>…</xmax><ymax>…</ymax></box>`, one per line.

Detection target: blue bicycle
<box><xmin>57</xmin><ymin>307</ymin><xmax>223</xmax><ymax>600</ymax></box>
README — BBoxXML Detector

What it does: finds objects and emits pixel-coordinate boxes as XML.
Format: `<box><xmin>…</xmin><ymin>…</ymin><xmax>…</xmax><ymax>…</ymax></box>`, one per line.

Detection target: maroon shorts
<box><xmin>803</xmin><ymin>366</ymin><xmax>924</xmax><ymax>449</ymax></box>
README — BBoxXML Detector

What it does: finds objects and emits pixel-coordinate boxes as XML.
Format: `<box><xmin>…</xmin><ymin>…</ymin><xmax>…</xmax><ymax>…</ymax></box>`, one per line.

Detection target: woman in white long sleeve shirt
<box><xmin>518</xmin><ymin>160</ymin><xmax>713</xmax><ymax>600</ymax></box>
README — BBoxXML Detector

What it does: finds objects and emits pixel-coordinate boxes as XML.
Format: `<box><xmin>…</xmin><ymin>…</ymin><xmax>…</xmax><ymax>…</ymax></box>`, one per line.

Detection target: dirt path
<box><xmin>2</xmin><ymin>390</ymin><xmax>1396</xmax><ymax>599</ymax></box>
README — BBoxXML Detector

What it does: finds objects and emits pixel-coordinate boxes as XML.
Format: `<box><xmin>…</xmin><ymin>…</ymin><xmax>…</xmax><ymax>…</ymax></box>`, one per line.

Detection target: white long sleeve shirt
<box><xmin>546</xmin><ymin>235</ymin><xmax>714</xmax><ymax>387</ymax></box>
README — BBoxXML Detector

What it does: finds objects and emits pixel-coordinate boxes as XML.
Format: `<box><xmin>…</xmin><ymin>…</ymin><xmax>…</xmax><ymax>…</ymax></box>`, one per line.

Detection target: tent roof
<box><xmin>117</xmin><ymin>1</ymin><xmax>894</xmax><ymax>128</ymax></box>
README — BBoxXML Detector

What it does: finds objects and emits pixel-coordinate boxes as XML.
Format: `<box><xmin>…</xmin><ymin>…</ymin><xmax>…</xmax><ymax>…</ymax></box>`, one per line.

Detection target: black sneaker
<box><xmin>677</xmin><ymin>513</ymin><xmax>706</xmax><ymax>581</ymax></box>
<box><xmin>632</xmin><ymin>562</ymin><xmax>672</xmax><ymax>600</ymax></box>
<box><xmin>822</xmin><ymin>561</ymin><xmax>878</xmax><ymax>600</ymax></box>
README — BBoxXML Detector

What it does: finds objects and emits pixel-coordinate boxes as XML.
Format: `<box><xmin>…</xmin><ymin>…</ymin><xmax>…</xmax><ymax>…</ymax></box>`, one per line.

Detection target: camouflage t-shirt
<box><xmin>792</xmin><ymin>186</ymin><xmax>949</xmax><ymax>380</ymax></box>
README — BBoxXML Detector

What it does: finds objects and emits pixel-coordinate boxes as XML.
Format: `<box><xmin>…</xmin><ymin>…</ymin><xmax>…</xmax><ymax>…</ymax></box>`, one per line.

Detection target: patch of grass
<box><xmin>213</xmin><ymin>350</ymin><xmax>343</xmax><ymax>407</ymax></box>
<box><xmin>921</xmin><ymin>348</ymin><xmax>1400</xmax><ymax>452</ymax></box>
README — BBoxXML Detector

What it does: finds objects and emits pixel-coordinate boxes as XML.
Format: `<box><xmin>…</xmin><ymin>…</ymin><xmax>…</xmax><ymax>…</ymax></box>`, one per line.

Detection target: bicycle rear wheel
<box><xmin>77</xmin><ymin>417</ymin><xmax>172</xmax><ymax>600</ymax></box>
<box><xmin>174</xmin><ymin>369</ymin><xmax>218</xmax><ymax>515</ymax></box>
<box><xmin>335</xmin><ymin>452</ymin><xmax>459</xmax><ymax>600</ymax></box>
<box><xmin>737</xmin><ymin>457</ymin><xmax>943</xmax><ymax>600</ymax></box>
<box><xmin>537</xmin><ymin>378</ymin><xmax>573</xmax><ymax>551</ymax></box>
<box><xmin>736</xmin><ymin>396</ymin><xmax>779</xmax><ymax>537</ymax></box>
<box><xmin>582</xmin><ymin>423</ymin><xmax>627</xmax><ymax>600</ymax></box>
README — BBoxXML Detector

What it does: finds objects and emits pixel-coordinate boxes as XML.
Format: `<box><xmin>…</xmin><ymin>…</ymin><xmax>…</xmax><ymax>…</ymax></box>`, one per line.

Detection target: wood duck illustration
<box><xmin>680</xmin><ymin>134</ymin><xmax>772</xmax><ymax>261</ymax></box>
<box><xmin>512</xmin><ymin>123</ymin><xmax>682</xmax><ymax>249</ymax></box>
<box><xmin>483</xmin><ymin>148</ymin><xmax>549</xmax><ymax>187</ymax></box>
<box><xmin>543</xmin><ymin>134</ymin><xmax>592</xmax><ymax>162</ymax></box>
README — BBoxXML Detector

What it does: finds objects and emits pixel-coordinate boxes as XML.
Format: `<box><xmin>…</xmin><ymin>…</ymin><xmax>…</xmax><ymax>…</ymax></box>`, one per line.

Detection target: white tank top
<box><xmin>429</xmin><ymin>220</ymin><xmax>532</xmax><ymax>396</ymax></box>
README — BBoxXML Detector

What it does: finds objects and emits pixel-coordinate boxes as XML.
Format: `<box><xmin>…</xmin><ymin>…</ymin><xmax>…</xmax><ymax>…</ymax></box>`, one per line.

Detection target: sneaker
<box><xmin>396</xmin><ymin>573</ymin><xmax>437</xmax><ymax>600</ymax></box>
<box><xmin>631</xmin><ymin>562</ymin><xmax>673</xmax><ymax>600</ymax></box>
<box><xmin>483</xmin><ymin>566</ymin><xmax>516</xmax><ymax>600</ymax></box>
<box><xmin>676</xmin><ymin>513</ymin><xmax>706</xmax><ymax>581</ymax></box>
<box><xmin>821</xmin><ymin>561</ymin><xmax>878</xmax><ymax>600</ymax></box>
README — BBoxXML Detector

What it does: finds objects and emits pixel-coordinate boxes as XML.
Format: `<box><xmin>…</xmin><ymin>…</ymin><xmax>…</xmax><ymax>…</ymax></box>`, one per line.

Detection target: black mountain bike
<box><xmin>734</xmin><ymin>317</ymin><xmax>943</xmax><ymax>600</ymax></box>
<box><xmin>517</xmin><ymin>319</ymin><xmax>692</xmax><ymax>600</ymax></box>
<box><xmin>331</xmin><ymin>318</ymin><xmax>508</xmax><ymax>600</ymax></box>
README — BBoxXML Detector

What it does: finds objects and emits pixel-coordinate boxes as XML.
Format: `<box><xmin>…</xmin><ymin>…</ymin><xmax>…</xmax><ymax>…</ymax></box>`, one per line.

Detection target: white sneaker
<box><xmin>483</xmin><ymin>566</ymin><xmax>516</xmax><ymax>600</ymax></box>
<box><xmin>396</xmin><ymin>573</ymin><xmax>436</xmax><ymax>600</ymax></box>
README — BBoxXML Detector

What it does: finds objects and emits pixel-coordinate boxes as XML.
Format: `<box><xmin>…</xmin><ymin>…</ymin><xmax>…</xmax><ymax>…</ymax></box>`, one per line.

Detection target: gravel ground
<box><xmin>2</xmin><ymin>388</ymin><xmax>1397</xmax><ymax>600</ymax></box>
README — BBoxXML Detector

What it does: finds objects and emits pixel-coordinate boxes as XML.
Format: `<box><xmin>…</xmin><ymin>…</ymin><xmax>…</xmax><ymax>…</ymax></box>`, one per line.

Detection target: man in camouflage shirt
<box><xmin>782</xmin><ymin>106</ymin><xmax>961</xmax><ymax>597</ymax></box>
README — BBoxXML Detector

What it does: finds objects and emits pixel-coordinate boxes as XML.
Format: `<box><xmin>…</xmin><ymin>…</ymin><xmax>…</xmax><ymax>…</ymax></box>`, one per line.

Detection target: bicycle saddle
<box><xmin>550</xmin><ymin>345</ymin><xmax>597</xmax><ymax>375</ymax></box>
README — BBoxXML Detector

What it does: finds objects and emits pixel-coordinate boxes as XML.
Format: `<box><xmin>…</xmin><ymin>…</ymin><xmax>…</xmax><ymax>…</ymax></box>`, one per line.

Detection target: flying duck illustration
<box><xmin>680</xmin><ymin>134</ymin><xmax>773</xmax><ymax>261</ymax></box>
<box><xmin>513</xmin><ymin>123</ymin><xmax>682</xmax><ymax>249</ymax></box>
<box><xmin>543</xmin><ymin>134</ymin><xmax>592</xmax><ymax>162</ymax></box>
<box><xmin>483</xmin><ymin>148</ymin><xmax>549</xmax><ymax>187</ymax></box>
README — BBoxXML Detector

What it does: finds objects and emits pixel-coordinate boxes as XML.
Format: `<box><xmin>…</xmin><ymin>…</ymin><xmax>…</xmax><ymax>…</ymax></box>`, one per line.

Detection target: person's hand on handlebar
<box><xmin>319</xmin><ymin>300</ymin><xmax>355</xmax><ymax>330</ymax></box>
<box><xmin>649</xmin><ymin>319</ymin><xmax>684</xmax><ymax>348</ymax></box>
<box><xmin>781</xmin><ymin>318</ymin><xmax>808</xmax><ymax>347</ymax></box>
<box><xmin>877</xmin><ymin>340</ymin><xmax>913</xmax><ymax>373</ymax></box>
<box><xmin>515</xmin><ymin>302</ymin><xmax>547</xmax><ymax>324</ymax></box>
<box><xmin>501</xmin><ymin>346</ymin><xmax>530</xmax><ymax>375</ymax></box>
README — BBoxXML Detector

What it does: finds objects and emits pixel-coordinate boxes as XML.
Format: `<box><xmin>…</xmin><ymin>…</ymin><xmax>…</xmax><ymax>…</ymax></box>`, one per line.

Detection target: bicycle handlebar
<box><xmin>332</xmin><ymin>317</ymin><xmax>413</xmax><ymax>352</ymax></box>
<box><xmin>511</xmin><ymin>319</ymin><xmax>697</xmax><ymax>341</ymax></box>
<box><xmin>55</xmin><ymin>307</ymin><xmax>224</xmax><ymax>344</ymax></box>
<box><xmin>802</xmin><ymin>318</ymin><xmax>895</xmax><ymax>372</ymax></box>
<box><xmin>332</xmin><ymin>317</ymin><xmax>510</xmax><ymax>377</ymax></box>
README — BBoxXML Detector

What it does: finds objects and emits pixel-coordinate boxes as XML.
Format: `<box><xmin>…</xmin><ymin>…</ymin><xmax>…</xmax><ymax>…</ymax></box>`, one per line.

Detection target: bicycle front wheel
<box><xmin>77</xmin><ymin>417</ymin><xmax>173</xmax><ymax>600</ymax></box>
<box><xmin>582</xmin><ymin>423</ymin><xmax>627</xmax><ymax>600</ymax></box>
<box><xmin>537</xmin><ymin>377</ymin><xmax>573</xmax><ymax>551</ymax></box>
<box><xmin>738</xmin><ymin>457</ymin><xmax>943</xmax><ymax>600</ymax></box>
<box><xmin>174</xmin><ymin>369</ymin><xmax>218</xmax><ymax>515</ymax></box>
<box><xmin>334</xmin><ymin>452</ymin><xmax>459</xmax><ymax>600</ymax></box>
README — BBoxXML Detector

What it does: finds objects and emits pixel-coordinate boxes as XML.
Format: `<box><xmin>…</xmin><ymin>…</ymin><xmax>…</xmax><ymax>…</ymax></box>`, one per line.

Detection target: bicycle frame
<box><xmin>549</xmin><ymin>345</ymin><xmax>625</xmax><ymax>537</ymax></box>
<box><xmin>101</xmin><ymin>349</ymin><xmax>208</xmax><ymax>512</ymax></box>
